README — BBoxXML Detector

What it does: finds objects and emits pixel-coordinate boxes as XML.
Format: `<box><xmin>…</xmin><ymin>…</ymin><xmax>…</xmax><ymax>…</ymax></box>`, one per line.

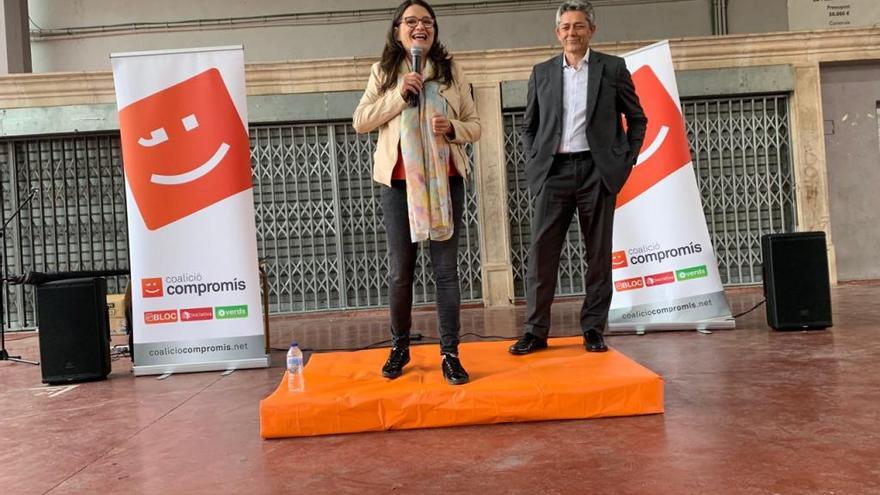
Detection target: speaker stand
<box><xmin>0</xmin><ymin>187</ymin><xmax>40</xmax><ymax>366</ymax></box>
<box><xmin>0</xmin><ymin>348</ymin><xmax>39</xmax><ymax>365</ymax></box>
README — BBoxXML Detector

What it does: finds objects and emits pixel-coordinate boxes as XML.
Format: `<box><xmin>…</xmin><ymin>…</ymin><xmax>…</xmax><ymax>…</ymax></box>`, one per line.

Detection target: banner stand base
<box><xmin>133</xmin><ymin>356</ymin><xmax>269</xmax><ymax>376</ymax></box>
<box><xmin>608</xmin><ymin>318</ymin><xmax>735</xmax><ymax>335</ymax></box>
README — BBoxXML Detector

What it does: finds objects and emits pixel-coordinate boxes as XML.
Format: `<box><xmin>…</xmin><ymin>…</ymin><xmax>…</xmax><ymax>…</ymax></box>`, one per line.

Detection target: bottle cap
<box><xmin>290</xmin><ymin>341</ymin><xmax>298</xmax><ymax>348</ymax></box>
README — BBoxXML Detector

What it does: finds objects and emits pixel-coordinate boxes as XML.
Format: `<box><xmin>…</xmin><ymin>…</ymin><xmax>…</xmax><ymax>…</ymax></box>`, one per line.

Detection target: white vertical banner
<box><xmin>609</xmin><ymin>41</ymin><xmax>734</xmax><ymax>332</ymax></box>
<box><xmin>111</xmin><ymin>46</ymin><xmax>268</xmax><ymax>375</ymax></box>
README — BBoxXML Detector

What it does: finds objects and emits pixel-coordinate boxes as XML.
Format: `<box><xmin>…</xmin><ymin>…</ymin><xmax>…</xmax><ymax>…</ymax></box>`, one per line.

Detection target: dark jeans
<box><xmin>524</xmin><ymin>152</ymin><xmax>617</xmax><ymax>339</ymax></box>
<box><xmin>381</xmin><ymin>176</ymin><xmax>465</xmax><ymax>355</ymax></box>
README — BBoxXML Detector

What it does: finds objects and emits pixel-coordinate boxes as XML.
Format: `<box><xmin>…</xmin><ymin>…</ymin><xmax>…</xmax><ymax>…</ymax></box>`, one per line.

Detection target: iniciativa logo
<box><xmin>180</xmin><ymin>307</ymin><xmax>213</xmax><ymax>322</ymax></box>
<box><xmin>645</xmin><ymin>271</ymin><xmax>675</xmax><ymax>287</ymax></box>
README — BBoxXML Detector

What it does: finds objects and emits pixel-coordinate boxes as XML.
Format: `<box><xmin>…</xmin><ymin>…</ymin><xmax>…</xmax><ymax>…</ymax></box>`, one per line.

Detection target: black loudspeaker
<box><xmin>37</xmin><ymin>277</ymin><xmax>111</xmax><ymax>384</ymax></box>
<box><xmin>761</xmin><ymin>232</ymin><xmax>833</xmax><ymax>330</ymax></box>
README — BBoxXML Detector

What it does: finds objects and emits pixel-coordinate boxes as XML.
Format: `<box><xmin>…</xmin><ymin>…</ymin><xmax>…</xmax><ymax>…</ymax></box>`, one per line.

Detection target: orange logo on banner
<box><xmin>118</xmin><ymin>68</ymin><xmax>252</xmax><ymax>230</ymax></box>
<box><xmin>616</xmin><ymin>66</ymin><xmax>692</xmax><ymax>208</ymax></box>
<box><xmin>611</xmin><ymin>250</ymin><xmax>628</xmax><ymax>269</ymax></box>
<box><xmin>144</xmin><ymin>309</ymin><xmax>178</xmax><ymax>325</ymax></box>
<box><xmin>644</xmin><ymin>271</ymin><xmax>675</xmax><ymax>287</ymax></box>
<box><xmin>180</xmin><ymin>307</ymin><xmax>214</xmax><ymax>322</ymax></box>
<box><xmin>615</xmin><ymin>277</ymin><xmax>645</xmax><ymax>292</ymax></box>
<box><xmin>142</xmin><ymin>278</ymin><xmax>164</xmax><ymax>298</ymax></box>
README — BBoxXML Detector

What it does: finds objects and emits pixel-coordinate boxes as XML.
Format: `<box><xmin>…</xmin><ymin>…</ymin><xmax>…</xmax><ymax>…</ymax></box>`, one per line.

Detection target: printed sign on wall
<box><xmin>788</xmin><ymin>0</ymin><xmax>880</xmax><ymax>30</ymax></box>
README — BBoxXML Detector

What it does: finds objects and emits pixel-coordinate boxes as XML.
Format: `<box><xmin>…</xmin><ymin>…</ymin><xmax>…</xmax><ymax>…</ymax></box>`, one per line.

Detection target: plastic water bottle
<box><xmin>286</xmin><ymin>342</ymin><xmax>304</xmax><ymax>392</ymax></box>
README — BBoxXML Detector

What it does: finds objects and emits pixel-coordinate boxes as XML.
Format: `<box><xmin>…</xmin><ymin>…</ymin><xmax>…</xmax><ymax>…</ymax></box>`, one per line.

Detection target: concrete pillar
<box><xmin>472</xmin><ymin>81</ymin><xmax>515</xmax><ymax>307</ymax></box>
<box><xmin>1</xmin><ymin>0</ymin><xmax>32</xmax><ymax>74</ymax></box>
<box><xmin>790</xmin><ymin>63</ymin><xmax>837</xmax><ymax>284</ymax></box>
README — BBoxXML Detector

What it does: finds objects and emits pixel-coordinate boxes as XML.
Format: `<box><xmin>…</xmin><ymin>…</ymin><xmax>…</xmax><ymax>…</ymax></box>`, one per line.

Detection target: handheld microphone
<box><xmin>409</xmin><ymin>46</ymin><xmax>423</xmax><ymax>107</ymax></box>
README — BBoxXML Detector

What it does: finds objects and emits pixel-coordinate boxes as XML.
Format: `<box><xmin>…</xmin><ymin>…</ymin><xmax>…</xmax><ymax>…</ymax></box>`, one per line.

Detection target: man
<box><xmin>509</xmin><ymin>0</ymin><xmax>647</xmax><ymax>355</ymax></box>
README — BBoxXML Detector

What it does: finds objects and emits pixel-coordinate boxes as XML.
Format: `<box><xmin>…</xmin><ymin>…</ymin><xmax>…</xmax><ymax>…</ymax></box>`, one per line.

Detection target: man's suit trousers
<box><xmin>524</xmin><ymin>152</ymin><xmax>616</xmax><ymax>338</ymax></box>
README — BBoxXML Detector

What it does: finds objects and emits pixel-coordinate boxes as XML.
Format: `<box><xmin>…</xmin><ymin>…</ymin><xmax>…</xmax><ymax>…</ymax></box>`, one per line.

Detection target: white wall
<box><xmin>27</xmin><ymin>0</ymin><xmax>729</xmax><ymax>72</ymax></box>
<box><xmin>821</xmin><ymin>62</ymin><xmax>880</xmax><ymax>281</ymax></box>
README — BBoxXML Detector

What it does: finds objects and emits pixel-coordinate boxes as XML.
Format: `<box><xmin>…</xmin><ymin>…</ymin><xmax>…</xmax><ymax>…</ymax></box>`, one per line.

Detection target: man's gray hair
<box><xmin>555</xmin><ymin>0</ymin><xmax>596</xmax><ymax>26</ymax></box>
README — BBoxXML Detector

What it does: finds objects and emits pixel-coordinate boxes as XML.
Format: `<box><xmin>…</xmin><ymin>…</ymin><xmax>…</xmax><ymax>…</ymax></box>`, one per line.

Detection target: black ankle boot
<box><xmin>382</xmin><ymin>346</ymin><xmax>410</xmax><ymax>379</ymax></box>
<box><xmin>441</xmin><ymin>354</ymin><xmax>469</xmax><ymax>385</ymax></box>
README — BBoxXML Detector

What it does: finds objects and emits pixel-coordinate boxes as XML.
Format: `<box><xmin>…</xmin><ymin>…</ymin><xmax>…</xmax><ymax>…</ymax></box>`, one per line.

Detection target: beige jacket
<box><xmin>352</xmin><ymin>61</ymin><xmax>481</xmax><ymax>186</ymax></box>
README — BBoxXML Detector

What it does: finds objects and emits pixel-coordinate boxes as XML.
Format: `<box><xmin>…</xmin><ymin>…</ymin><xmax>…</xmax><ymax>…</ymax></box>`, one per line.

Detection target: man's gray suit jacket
<box><xmin>521</xmin><ymin>49</ymin><xmax>648</xmax><ymax>196</ymax></box>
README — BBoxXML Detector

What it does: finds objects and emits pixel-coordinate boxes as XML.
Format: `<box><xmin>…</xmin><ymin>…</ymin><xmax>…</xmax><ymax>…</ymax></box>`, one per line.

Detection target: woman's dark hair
<box><xmin>378</xmin><ymin>0</ymin><xmax>454</xmax><ymax>94</ymax></box>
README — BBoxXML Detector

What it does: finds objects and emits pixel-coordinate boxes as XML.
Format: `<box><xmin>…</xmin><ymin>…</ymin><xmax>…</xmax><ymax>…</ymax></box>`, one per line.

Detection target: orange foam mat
<box><xmin>260</xmin><ymin>337</ymin><xmax>663</xmax><ymax>438</ymax></box>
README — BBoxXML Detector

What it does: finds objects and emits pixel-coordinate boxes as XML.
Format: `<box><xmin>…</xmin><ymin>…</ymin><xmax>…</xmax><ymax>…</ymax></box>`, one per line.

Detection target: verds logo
<box><xmin>141</xmin><ymin>278</ymin><xmax>163</xmax><ymax>298</ymax></box>
<box><xmin>676</xmin><ymin>265</ymin><xmax>708</xmax><ymax>281</ymax></box>
<box><xmin>215</xmin><ymin>304</ymin><xmax>248</xmax><ymax>319</ymax></box>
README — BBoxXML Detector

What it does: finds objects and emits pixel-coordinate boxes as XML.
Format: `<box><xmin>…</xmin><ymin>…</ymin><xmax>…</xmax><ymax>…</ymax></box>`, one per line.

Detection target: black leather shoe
<box><xmin>508</xmin><ymin>332</ymin><xmax>548</xmax><ymax>355</ymax></box>
<box><xmin>441</xmin><ymin>354</ymin><xmax>469</xmax><ymax>385</ymax></box>
<box><xmin>584</xmin><ymin>329</ymin><xmax>608</xmax><ymax>352</ymax></box>
<box><xmin>382</xmin><ymin>346</ymin><xmax>410</xmax><ymax>378</ymax></box>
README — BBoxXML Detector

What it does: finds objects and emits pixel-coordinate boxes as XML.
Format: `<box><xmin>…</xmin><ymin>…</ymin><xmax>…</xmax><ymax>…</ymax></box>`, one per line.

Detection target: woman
<box><xmin>353</xmin><ymin>0</ymin><xmax>481</xmax><ymax>385</ymax></box>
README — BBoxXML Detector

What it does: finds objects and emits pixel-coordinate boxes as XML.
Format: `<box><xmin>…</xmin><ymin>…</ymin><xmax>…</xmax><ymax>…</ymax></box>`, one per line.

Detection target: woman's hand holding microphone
<box><xmin>399</xmin><ymin>72</ymin><xmax>423</xmax><ymax>102</ymax></box>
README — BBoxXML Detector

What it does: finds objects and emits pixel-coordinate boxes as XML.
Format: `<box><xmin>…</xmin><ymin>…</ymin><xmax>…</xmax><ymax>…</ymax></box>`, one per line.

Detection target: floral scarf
<box><xmin>398</xmin><ymin>59</ymin><xmax>452</xmax><ymax>242</ymax></box>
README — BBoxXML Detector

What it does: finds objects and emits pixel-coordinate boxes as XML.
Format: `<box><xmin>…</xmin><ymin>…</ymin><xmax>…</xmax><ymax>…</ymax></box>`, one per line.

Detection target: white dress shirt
<box><xmin>557</xmin><ymin>49</ymin><xmax>591</xmax><ymax>153</ymax></box>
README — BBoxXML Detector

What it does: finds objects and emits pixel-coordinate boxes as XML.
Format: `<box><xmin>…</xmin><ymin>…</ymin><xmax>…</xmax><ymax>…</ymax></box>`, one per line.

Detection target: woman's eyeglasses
<box><xmin>399</xmin><ymin>16</ymin><xmax>435</xmax><ymax>29</ymax></box>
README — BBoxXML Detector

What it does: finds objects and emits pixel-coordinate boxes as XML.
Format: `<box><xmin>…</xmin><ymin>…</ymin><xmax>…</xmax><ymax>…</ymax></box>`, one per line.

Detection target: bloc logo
<box><xmin>141</xmin><ymin>278</ymin><xmax>164</xmax><ymax>298</ymax></box>
<box><xmin>617</xmin><ymin>65</ymin><xmax>693</xmax><ymax>208</ymax></box>
<box><xmin>180</xmin><ymin>307</ymin><xmax>214</xmax><ymax>322</ymax></box>
<box><xmin>614</xmin><ymin>277</ymin><xmax>644</xmax><ymax>292</ymax></box>
<box><xmin>611</xmin><ymin>250</ymin><xmax>628</xmax><ymax>269</ymax></box>
<box><xmin>144</xmin><ymin>309</ymin><xmax>178</xmax><ymax>325</ymax></box>
<box><xmin>645</xmin><ymin>271</ymin><xmax>675</xmax><ymax>287</ymax></box>
<box><xmin>118</xmin><ymin>68</ymin><xmax>252</xmax><ymax>230</ymax></box>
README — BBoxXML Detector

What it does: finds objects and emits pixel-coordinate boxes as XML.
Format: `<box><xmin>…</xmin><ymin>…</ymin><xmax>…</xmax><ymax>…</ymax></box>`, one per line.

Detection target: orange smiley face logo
<box><xmin>617</xmin><ymin>65</ymin><xmax>693</xmax><ymax>208</ymax></box>
<box><xmin>142</xmin><ymin>277</ymin><xmax>164</xmax><ymax>298</ymax></box>
<box><xmin>118</xmin><ymin>68</ymin><xmax>253</xmax><ymax>230</ymax></box>
<box><xmin>611</xmin><ymin>250</ymin><xmax>628</xmax><ymax>269</ymax></box>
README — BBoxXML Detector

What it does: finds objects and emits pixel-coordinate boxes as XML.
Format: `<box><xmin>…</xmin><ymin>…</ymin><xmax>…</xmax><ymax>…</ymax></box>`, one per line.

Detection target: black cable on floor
<box><xmin>268</xmin><ymin>301</ymin><xmax>768</xmax><ymax>355</ymax></box>
<box><xmin>732</xmin><ymin>299</ymin><xmax>766</xmax><ymax>318</ymax></box>
<box><xmin>110</xmin><ymin>346</ymin><xmax>131</xmax><ymax>361</ymax></box>
<box><xmin>272</xmin><ymin>334</ymin><xmax>433</xmax><ymax>353</ymax></box>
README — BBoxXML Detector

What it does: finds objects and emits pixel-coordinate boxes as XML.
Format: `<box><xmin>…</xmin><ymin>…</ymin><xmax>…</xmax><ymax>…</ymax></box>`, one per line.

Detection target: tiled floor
<box><xmin>1</xmin><ymin>283</ymin><xmax>878</xmax><ymax>494</ymax></box>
